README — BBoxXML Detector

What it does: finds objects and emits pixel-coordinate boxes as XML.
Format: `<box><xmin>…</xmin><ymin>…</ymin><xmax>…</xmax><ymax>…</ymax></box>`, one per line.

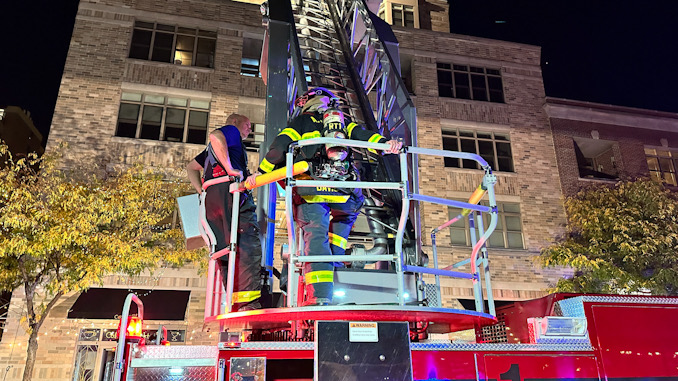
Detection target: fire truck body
<box><xmin>118</xmin><ymin>294</ymin><xmax>678</xmax><ymax>380</ymax></box>
<box><xmin>212</xmin><ymin>294</ymin><xmax>678</xmax><ymax>381</ymax></box>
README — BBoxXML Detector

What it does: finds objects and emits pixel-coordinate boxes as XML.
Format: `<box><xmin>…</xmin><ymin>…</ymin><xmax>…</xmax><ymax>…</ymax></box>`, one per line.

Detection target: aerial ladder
<box><xmin>198</xmin><ymin>0</ymin><xmax>500</xmax><ymax>337</ymax></box>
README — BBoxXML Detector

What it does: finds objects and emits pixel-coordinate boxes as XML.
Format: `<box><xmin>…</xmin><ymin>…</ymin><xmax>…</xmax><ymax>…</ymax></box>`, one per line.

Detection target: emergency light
<box><xmin>527</xmin><ymin>316</ymin><xmax>588</xmax><ymax>344</ymax></box>
<box><xmin>117</xmin><ymin>316</ymin><xmax>144</xmax><ymax>340</ymax></box>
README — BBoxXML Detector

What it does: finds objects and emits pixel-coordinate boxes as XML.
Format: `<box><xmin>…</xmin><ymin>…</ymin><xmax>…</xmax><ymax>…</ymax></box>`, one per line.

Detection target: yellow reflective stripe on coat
<box><xmin>305</xmin><ymin>270</ymin><xmax>334</xmax><ymax>284</ymax></box>
<box><xmin>232</xmin><ymin>290</ymin><xmax>261</xmax><ymax>303</ymax></box>
<box><xmin>368</xmin><ymin>133</ymin><xmax>383</xmax><ymax>143</ymax></box>
<box><xmin>259</xmin><ymin>158</ymin><xmax>275</xmax><ymax>173</ymax></box>
<box><xmin>280</xmin><ymin>128</ymin><xmax>301</xmax><ymax>141</ymax></box>
<box><xmin>328</xmin><ymin>232</ymin><xmax>347</xmax><ymax>249</ymax></box>
<box><xmin>301</xmin><ymin>195</ymin><xmax>350</xmax><ymax>203</ymax></box>
<box><xmin>301</xmin><ymin>131</ymin><xmax>322</xmax><ymax>140</ymax></box>
<box><xmin>346</xmin><ymin>122</ymin><xmax>358</xmax><ymax>138</ymax></box>
<box><xmin>367</xmin><ymin>133</ymin><xmax>383</xmax><ymax>153</ymax></box>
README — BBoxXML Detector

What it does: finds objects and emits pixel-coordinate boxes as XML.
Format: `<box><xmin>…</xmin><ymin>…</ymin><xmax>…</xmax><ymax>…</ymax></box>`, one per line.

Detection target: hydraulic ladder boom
<box><xmin>260</xmin><ymin>0</ymin><xmax>422</xmax><ymax>271</ymax></box>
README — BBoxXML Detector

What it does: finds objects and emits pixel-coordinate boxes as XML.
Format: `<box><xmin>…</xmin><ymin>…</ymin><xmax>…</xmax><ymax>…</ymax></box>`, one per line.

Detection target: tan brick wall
<box><xmin>46</xmin><ymin>0</ymin><xmax>265</xmax><ymax>170</ymax></box>
<box><xmin>399</xmin><ymin>29</ymin><xmax>568</xmax><ymax>298</ymax></box>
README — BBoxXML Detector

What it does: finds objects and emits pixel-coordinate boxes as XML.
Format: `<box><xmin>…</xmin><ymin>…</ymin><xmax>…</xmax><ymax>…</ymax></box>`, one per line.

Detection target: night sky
<box><xmin>1</xmin><ymin>0</ymin><xmax>676</xmax><ymax>145</ymax></box>
<box><xmin>449</xmin><ymin>0</ymin><xmax>678</xmax><ymax>113</ymax></box>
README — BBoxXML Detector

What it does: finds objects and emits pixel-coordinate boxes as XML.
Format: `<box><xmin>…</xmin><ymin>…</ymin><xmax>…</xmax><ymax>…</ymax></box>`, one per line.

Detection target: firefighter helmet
<box><xmin>295</xmin><ymin>87</ymin><xmax>336</xmax><ymax>108</ymax></box>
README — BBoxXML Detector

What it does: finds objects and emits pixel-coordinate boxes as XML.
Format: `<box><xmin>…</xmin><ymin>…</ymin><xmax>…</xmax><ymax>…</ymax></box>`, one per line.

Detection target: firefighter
<box><xmin>187</xmin><ymin>113</ymin><xmax>263</xmax><ymax>311</ymax></box>
<box><xmin>245</xmin><ymin>88</ymin><xmax>401</xmax><ymax>306</ymax></box>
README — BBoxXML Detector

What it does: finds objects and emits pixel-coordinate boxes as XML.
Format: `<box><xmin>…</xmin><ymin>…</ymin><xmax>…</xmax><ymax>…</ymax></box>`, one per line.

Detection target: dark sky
<box><xmin>0</xmin><ymin>0</ymin><xmax>79</xmax><ymax>143</ymax></box>
<box><xmin>1</xmin><ymin>1</ymin><xmax>676</xmax><ymax>145</ymax></box>
<box><xmin>449</xmin><ymin>0</ymin><xmax>678</xmax><ymax>113</ymax></box>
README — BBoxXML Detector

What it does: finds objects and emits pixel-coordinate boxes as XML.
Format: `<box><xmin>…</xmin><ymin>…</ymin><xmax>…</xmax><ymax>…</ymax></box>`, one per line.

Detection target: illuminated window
<box><xmin>115</xmin><ymin>92</ymin><xmax>210</xmax><ymax>144</ymax></box>
<box><xmin>645</xmin><ymin>147</ymin><xmax>678</xmax><ymax>186</ymax></box>
<box><xmin>241</xmin><ymin>38</ymin><xmax>263</xmax><ymax>77</ymax></box>
<box><xmin>437</xmin><ymin>63</ymin><xmax>504</xmax><ymax>103</ymax></box>
<box><xmin>448</xmin><ymin>201</ymin><xmax>524</xmax><ymax>249</ymax></box>
<box><xmin>442</xmin><ymin>129</ymin><xmax>513</xmax><ymax>172</ymax></box>
<box><xmin>391</xmin><ymin>4</ymin><xmax>415</xmax><ymax>27</ymax></box>
<box><xmin>129</xmin><ymin>21</ymin><xmax>216</xmax><ymax>68</ymax></box>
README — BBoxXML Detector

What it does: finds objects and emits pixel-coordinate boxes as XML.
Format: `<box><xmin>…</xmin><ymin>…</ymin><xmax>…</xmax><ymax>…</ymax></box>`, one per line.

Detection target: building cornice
<box><xmin>78</xmin><ymin>1</ymin><xmax>264</xmax><ymax>35</ymax></box>
<box><xmin>545</xmin><ymin>97</ymin><xmax>678</xmax><ymax>133</ymax></box>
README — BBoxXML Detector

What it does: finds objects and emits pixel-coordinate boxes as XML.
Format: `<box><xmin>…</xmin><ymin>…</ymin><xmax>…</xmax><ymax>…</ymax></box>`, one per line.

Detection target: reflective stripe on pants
<box><xmin>294</xmin><ymin>192</ymin><xmax>363</xmax><ymax>302</ymax></box>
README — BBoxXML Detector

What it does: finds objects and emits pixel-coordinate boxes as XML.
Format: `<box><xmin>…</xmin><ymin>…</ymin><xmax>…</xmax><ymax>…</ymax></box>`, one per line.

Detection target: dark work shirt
<box><xmin>195</xmin><ymin>125</ymin><xmax>249</xmax><ymax>181</ymax></box>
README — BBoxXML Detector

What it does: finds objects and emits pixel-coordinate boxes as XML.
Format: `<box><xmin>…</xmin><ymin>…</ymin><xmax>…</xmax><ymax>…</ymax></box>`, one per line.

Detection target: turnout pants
<box><xmin>294</xmin><ymin>192</ymin><xmax>364</xmax><ymax>304</ymax></box>
<box><xmin>204</xmin><ymin>182</ymin><xmax>262</xmax><ymax>308</ymax></box>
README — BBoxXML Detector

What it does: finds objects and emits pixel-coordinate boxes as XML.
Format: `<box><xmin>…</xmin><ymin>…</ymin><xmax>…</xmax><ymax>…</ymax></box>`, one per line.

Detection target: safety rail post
<box><xmin>468</xmin><ymin>213</ymin><xmax>484</xmax><ymax>313</ymax></box>
<box><xmin>475</xmin><ymin>212</ymin><xmax>496</xmax><ymax>316</ymax></box>
<box><xmin>223</xmin><ymin>189</ymin><xmax>240</xmax><ymax>314</ymax></box>
<box><xmin>113</xmin><ymin>293</ymin><xmax>144</xmax><ymax>381</ymax></box>
<box><xmin>395</xmin><ymin>150</ymin><xmax>409</xmax><ymax>305</ymax></box>
<box><xmin>285</xmin><ymin>148</ymin><xmax>298</xmax><ymax>307</ymax></box>
<box><xmin>481</xmin><ymin>173</ymin><xmax>498</xmax><ymax>315</ymax></box>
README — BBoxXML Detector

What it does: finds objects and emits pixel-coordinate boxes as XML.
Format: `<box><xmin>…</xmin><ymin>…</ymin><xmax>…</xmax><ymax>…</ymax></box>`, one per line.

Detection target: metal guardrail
<box><xmin>201</xmin><ymin>139</ymin><xmax>497</xmax><ymax>317</ymax></box>
<box><xmin>281</xmin><ymin>138</ymin><xmax>498</xmax><ymax>311</ymax></box>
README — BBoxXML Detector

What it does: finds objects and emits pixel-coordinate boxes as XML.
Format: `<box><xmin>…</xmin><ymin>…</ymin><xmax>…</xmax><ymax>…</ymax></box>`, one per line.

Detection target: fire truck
<box><xmin>112</xmin><ymin>0</ymin><xmax>678</xmax><ymax>379</ymax></box>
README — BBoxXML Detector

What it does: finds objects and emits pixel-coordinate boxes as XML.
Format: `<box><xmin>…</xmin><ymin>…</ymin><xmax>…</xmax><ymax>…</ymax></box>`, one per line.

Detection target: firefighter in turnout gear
<box><xmin>245</xmin><ymin>88</ymin><xmax>402</xmax><ymax>306</ymax></box>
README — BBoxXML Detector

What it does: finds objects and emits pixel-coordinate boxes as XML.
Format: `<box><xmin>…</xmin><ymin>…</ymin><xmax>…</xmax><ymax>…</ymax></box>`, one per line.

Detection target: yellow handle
<box><xmin>235</xmin><ymin>161</ymin><xmax>310</xmax><ymax>192</ymax></box>
<box><xmin>461</xmin><ymin>184</ymin><xmax>487</xmax><ymax>217</ymax></box>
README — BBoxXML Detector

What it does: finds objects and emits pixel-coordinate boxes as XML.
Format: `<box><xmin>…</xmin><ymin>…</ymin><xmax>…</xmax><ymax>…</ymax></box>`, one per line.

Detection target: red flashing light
<box><xmin>126</xmin><ymin>317</ymin><xmax>143</xmax><ymax>339</ymax></box>
<box><xmin>117</xmin><ymin>316</ymin><xmax>144</xmax><ymax>340</ymax></box>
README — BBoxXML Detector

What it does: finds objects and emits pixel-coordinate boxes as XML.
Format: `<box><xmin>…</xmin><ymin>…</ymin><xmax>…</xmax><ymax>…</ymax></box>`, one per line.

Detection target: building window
<box><xmin>391</xmin><ymin>4</ymin><xmax>415</xmax><ymax>27</ymax></box>
<box><xmin>115</xmin><ymin>92</ymin><xmax>210</xmax><ymax>144</ymax></box>
<box><xmin>573</xmin><ymin>137</ymin><xmax>619</xmax><ymax>180</ymax></box>
<box><xmin>448</xmin><ymin>201</ymin><xmax>524</xmax><ymax>249</ymax></box>
<box><xmin>645</xmin><ymin>147</ymin><xmax>678</xmax><ymax>186</ymax></box>
<box><xmin>243</xmin><ymin>123</ymin><xmax>266</xmax><ymax>151</ymax></box>
<box><xmin>442</xmin><ymin>129</ymin><xmax>513</xmax><ymax>172</ymax></box>
<box><xmin>241</xmin><ymin>37</ymin><xmax>263</xmax><ymax>77</ymax></box>
<box><xmin>437</xmin><ymin>63</ymin><xmax>504</xmax><ymax>103</ymax></box>
<box><xmin>129</xmin><ymin>21</ymin><xmax>216</xmax><ymax>68</ymax></box>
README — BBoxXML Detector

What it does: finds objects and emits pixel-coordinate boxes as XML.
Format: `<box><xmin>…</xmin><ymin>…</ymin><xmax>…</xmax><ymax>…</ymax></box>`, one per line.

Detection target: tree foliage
<box><xmin>539</xmin><ymin>179</ymin><xmax>678</xmax><ymax>295</ymax></box>
<box><xmin>0</xmin><ymin>143</ymin><xmax>203</xmax><ymax>380</ymax></box>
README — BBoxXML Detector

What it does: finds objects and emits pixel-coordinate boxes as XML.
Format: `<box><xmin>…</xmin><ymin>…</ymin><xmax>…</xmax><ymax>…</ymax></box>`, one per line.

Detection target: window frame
<box><xmin>240</xmin><ymin>37</ymin><xmax>263</xmax><ymax>77</ymax></box>
<box><xmin>128</xmin><ymin>21</ymin><xmax>217</xmax><ymax>69</ymax></box>
<box><xmin>441</xmin><ymin>128</ymin><xmax>514</xmax><ymax>172</ymax></box>
<box><xmin>437</xmin><ymin>63</ymin><xmax>504</xmax><ymax>103</ymax></box>
<box><xmin>115</xmin><ymin>92</ymin><xmax>211</xmax><ymax>145</ymax></box>
<box><xmin>391</xmin><ymin>3</ymin><xmax>415</xmax><ymax>27</ymax></box>
<box><xmin>242</xmin><ymin>122</ymin><xmax>266</xmax><ymax>151</ymax></box>
<box><xmin>645</xmin><ymin>147</ymin><xmax>678</xmax><ymax>186</ymax></box>
<box><xmin>448</xmin><ymin>201</ymin><xmax>525</xmax><ymax>250</ymax></box>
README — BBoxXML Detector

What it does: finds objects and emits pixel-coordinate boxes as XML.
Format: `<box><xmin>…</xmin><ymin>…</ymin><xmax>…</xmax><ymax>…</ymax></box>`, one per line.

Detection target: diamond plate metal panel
<box><xmin>579</xmin><ymin>295</ymin><xmax>678</xmax><ymax>304</ymax></box>
<box><xmin>557</xmin><ymin>297</ymin><xmax>586</xmax><ymax>317</ymax></box>
<box><xmin>558</xmin><ymin>295</ymin><xmax>678</xmax><ymax>319</ymax></box>
<box><xmin>224</xmin><ymin>341</ymin><xmax>315</xmax><ymax>351</ymax></box>
<box><xmin>132</xmin><ymin>366</ymin><xmax>215</xmax><ymax>381</ymax></box>
<box><xmin>136</xmin><ymin>345</ymin><xmax>218</xmax><ymax>359</ymax></box>
<box><xmin>410</xmin><ymin>342</ymin><xmax>594</xmax><ymax>352</ymax></box>
<box><xmin>425</xmin><ymin>284</ymin><xmax>440</xmax><ymax>307</ymax></box>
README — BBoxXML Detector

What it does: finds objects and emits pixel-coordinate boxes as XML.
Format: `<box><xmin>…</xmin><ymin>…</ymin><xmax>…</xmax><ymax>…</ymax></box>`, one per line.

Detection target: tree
<box><xmin>0</xmin><ymin>143</ymin><xmax>203</xmax><ymax>381</ymax></box>
<box><xmin>539</xmin><ymin>178</ymin><xmax>678</xmax><ymax>295</ymax></box>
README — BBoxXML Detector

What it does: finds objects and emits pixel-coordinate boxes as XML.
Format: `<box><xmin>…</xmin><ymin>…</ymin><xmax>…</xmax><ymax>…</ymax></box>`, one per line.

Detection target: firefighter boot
<box><xmin>302</xmin><ymin>282</ymin><xmax>331</xmax><ymax>306</ymax></box>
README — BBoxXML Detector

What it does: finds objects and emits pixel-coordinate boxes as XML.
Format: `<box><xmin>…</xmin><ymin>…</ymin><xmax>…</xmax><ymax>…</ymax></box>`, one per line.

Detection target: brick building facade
<box><xmin>0</xmin><ymin>0</ymin><xmax>589</xmax><ymax>379</ymax></box>
<box><xmin>546</xmin><ymin>97</ymin><xmax>678</xmax><ymax>196</ymax></box>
